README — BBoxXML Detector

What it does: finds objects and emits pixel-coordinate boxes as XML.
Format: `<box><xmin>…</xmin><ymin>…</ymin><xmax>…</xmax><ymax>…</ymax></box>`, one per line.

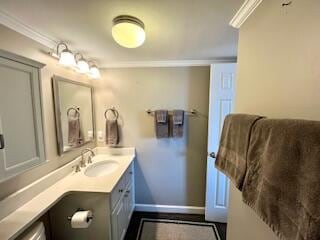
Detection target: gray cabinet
<box><xmin>111</xmin><ymin>162</ymin><xmax>135</xmax><ymax>240</ymax></box>
<box><xmin>47</xmin><ymin>161</ymin><xmax>135</xmax><ymax>240</ymax></box>
<box><xmin>0</xmin><ymin>50</ymin><xmax>45</xmax><ymax>182</ymax></box>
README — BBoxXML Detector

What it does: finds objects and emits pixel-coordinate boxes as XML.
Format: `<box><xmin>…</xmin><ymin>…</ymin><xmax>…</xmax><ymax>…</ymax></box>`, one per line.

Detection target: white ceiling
<box><xmin>0</xmin><ymin>0</ymin><xmax>243</xmax><ymax>66</ymax></box>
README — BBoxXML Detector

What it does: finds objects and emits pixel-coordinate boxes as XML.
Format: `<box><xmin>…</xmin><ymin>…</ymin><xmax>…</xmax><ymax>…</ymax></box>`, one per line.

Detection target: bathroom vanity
<box><xmin>0</xmin><ymin>147</ymin><xmax>135</xmax><ymax>240</ymax></box>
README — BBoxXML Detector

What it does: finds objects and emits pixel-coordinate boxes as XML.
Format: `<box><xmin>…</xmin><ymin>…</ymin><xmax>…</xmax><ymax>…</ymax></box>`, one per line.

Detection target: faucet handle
<box><xmin>72</xmin><ymin>164</ymin><xmax>81</xmax><ymax>173</ymax></box>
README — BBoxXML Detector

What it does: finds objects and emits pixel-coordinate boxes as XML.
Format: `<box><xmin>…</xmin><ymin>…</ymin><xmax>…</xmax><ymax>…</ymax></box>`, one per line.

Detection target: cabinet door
<box><xmin>0</xmin><ymin>57</ymin><xmax>45</xmax><ymax>180</ymax></box>
<box><xmin>112</xmin><ymin>198</ymin><xmax>127</xmax><ymax>240</ymax></box>
<box><xmin>125</xmin><ymin>183</ymin><xmax>134</xmax><ymax>225</ymax></box>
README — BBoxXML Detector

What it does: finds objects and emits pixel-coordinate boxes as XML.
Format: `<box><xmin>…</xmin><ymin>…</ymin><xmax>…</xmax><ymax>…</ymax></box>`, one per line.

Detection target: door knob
<box><xmin>0</xmin><ymin>134</ymin><xmax>4</xmax><ymax>150</ymax></box>
<box><xmin>209</xmin><ymin>152</ymin><xmax>216</xmax><ymax>159</ymax></box>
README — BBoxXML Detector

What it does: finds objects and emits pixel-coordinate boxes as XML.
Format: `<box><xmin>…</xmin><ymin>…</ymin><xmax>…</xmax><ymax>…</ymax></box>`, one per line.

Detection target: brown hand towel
<box><xmin>68</xmin><ymin>117</ymin><xmax>82</xmax><ymax>147</ymax></box>
<box><xmin>215</xmin><ymin>114</ymin><xmax>264</xmax><ymax>190</ymax></box>
<box><xmin>242</xmin><ymin>118</ymin><xmax>320</xmax><ymax>240</ymax></box>
<box><xmin>172</xmin><ymin>110</ymin><xmax>184</xmax><ymax>138</ymax></box>
<box><xmin>155</xmin><ymin>110</ymin><xmax>169</xmax><ymax>138</ymax></box>
<box><xmin>105</xmin><ymin>119</ymin><xmax>119</xmax><ymax>146</ymax></box>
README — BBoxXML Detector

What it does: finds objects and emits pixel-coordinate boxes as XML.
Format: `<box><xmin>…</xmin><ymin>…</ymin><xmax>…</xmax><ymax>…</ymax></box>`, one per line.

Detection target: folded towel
<box><xmin>156</xmin><ymin>110</ymin><xmax>168</xmax><ymax>123</ymax></box>
<box><xmin>105</xmin><ymin>119</ymin><xmax>119</xmax><ymax>146</ymax></box>
<box><xmin>215</xmin><ymin>114</ymin><xmax>264</xmax><ymax>190</ymax></box>
<box><xmin>172</xmin><ymin>110</ymin><xmax>184</xmax><ymax>138</ymax></box>
<box><xmin>155</xmin><ymin>110</ymin><xmax>169</xmax><ymax>138</ymax></box>
<box><xmin>242</xmin><ymin>118</ymin><xmax>320</xmax><ymax>240</ymax></box>
<box><xmin>68</xmin><ymin>117</ymin><xmax>83</xmax><ymax>147</ymax></box>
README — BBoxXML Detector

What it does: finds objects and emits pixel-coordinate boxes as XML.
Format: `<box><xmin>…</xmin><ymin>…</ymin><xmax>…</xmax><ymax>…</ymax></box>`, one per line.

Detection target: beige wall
<box><xmin>0</xmin><ymin>24</ymin><xmax>95</xmax><ymax>200</ymax></box>
<box><xmin>228</xmin><ymin>0</ymin><xmax>320</xmax><ymax>239</ymax></box>
<box><xmin>93</xmin><ymin>67</ymin><xmax>210</xmax><ymax>206</ymax></box>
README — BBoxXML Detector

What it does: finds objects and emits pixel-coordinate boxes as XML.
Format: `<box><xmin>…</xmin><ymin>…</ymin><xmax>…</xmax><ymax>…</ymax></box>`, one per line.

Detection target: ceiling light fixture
<box><xmin>75</xmin><ymin>53</ymin><xmax>89</xmax><ymax>73</ymax></box>
<box><xmin>56</xmin><ymin>42</ymin><xmax>76</xmax><ymax>66</ymax></box>
<box><xmin>112</xmin><ymin>15</ymin><xmax>145</xmax><ymax>48</ymax></box>
<box><xmin>88</xmin><ymin>62</ymin><xmax>101</xmax><ymax>79</ymax></box>
<box><xmin>51</xmin><ymin>42</ymin><xmax>101</xmax><ymax>79</ymax></box>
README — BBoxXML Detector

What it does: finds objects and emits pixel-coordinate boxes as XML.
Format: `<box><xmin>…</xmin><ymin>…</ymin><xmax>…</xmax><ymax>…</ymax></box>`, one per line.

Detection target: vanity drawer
<box><xmin>124</xmin><ymin>162</ymin><xmax>134</xmax><ymax>187</ymax></box>
<box><xmin>111</xmin><ymin>175</ymin><xmax>126</xmax><ymax>210</ymax></box>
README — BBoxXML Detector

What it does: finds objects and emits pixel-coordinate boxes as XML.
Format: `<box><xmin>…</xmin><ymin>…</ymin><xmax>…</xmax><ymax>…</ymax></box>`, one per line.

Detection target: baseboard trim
<box><xmin>135</xmin><ymin>204</ymin><xmax>205</xmax><ymax>214</ymax></box>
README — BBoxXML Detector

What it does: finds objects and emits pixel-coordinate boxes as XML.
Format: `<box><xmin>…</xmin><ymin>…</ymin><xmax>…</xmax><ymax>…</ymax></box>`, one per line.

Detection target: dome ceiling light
<box><xmin>112</xmin><ymin>15</ymin><xmax>146</xmax><ymax>48</ymax></box>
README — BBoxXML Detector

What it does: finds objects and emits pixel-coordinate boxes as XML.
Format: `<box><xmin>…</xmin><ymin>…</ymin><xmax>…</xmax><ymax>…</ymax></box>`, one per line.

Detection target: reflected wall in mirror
<box><xmin>52</xmin><ymin>75</ymin><xmax>95</xmax><ymax>155</ymax></box>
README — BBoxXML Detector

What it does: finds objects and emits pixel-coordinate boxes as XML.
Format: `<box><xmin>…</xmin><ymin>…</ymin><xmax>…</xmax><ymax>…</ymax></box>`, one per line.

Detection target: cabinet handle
<box><xmin>0</xmin><ymin>134</ymin><xmax>4</xmax><ymax>150</ymax></box>
<box><xmin>129</xmin><ymin>171</ymin><xmax>133</xmax><ymax>175</ymax></box>
<box><xmin>119</xmin><ymin>189</ymin><xmax>123</xmax><ymax>193</ymax></box>
<box><xmin>126</xmin><ymin>190</ymin><xmax>130</xmax><ymax>194</ymax></box>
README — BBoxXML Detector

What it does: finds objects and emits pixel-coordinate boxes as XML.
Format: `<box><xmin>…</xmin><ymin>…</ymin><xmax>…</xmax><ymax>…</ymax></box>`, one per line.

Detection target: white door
<box><xmin>205</xmin><ymin>63</ymin><xmax>236</xmax><ymax>222</ymax></box>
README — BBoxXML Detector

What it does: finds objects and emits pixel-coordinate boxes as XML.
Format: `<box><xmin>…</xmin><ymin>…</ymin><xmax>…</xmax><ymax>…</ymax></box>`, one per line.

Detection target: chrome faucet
<box><xmin>80</xmin><ymin>148</ymin><xmax>95</xmax><ymax>167</ymax></box>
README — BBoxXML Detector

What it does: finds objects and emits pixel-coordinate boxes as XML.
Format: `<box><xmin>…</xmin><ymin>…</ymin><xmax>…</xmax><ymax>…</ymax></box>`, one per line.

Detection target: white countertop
<box><xmin>0</xmin><ymin>147</ymin><xmax>135</xmax><ymax>240</ymax></box>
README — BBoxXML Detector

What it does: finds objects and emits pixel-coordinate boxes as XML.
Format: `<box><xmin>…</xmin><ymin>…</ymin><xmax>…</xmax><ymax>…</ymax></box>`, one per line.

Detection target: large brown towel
<box><xmin>155</xmin><ymin>110</ymin><xmax>169</xmax><ymax>138</ymax></box>
<box><xmin>105</xmin><ymin>119</ymin><xmax>119</xmax><ymax>146</ymax></box>
<box><xmin>242</xmin><ymin>118</ymin><xmax>320</xmax><ymax>240</ymax></box>
<box><xmin>215</xmin><ymin>114</ymin><xmax>264</xmax><ymax>190</ymax></box>
<box><xmin>172</xmin><ymin>110</ymin><xmax>184</xmax><ymax>138</ymax></box>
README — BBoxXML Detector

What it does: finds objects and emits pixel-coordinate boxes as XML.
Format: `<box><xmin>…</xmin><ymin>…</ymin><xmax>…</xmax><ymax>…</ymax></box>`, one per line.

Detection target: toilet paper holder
<box><xmin>67</xmin><ymin>208</ymin><xmax>94</xmax><ymax>222</ymax></box>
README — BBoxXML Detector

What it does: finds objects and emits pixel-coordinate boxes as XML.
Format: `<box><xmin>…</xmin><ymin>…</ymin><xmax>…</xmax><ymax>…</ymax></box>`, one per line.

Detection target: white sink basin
<box><xmin>84</xmin><ymin>160</ymin><xmax>119</xmax><ymax>177</ymax></box>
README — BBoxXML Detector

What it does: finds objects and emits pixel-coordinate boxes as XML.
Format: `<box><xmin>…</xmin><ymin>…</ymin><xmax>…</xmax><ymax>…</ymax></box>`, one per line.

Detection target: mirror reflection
<box><xmin>53</xmin><ymin>76</ymin><xmax>95</xmax><ymax>155</ymax></box>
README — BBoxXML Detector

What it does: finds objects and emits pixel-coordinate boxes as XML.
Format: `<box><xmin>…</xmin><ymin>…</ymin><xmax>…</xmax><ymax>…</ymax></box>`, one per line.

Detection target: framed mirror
<box><xmin>52</xmin><ymin>75</ymin><xmax>95</xmax><ymax>155</ymax></box>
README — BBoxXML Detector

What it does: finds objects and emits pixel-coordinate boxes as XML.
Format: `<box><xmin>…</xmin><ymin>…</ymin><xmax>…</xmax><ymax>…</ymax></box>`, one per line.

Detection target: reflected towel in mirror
<box><xmin>68</xmin><ymin>117</ymin><xmax>83</xmax><ymax>147</ymax></box>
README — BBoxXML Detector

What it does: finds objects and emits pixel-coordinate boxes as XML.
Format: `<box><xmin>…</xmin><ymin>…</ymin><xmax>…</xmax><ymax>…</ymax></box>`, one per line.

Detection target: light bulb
<box><xmin>77</xmin><ymin>59</ymin><xmax>89</xmax><ymax>73</ymax></box>
<box><xmin>89</xmin><ymin>65</ymin><xmax>101</xmax><ymax>79</ymax></box>
<box><xmin>59</xmin><ymin>49</ymin><xmax>76</xmax><ymax>66</ymax></box>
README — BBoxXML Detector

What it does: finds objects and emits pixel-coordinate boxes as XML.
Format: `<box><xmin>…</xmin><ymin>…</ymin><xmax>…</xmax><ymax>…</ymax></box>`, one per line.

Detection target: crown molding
<box><xmin>102</xmin><ymin>58</ymin><xmax>237</xmax><ymax>69</ymax></box>
<box><xmin>0</xmin><ymin>9</ymin><xmax>57</xmax><ymax>49</ymax></box>
<box><xmin>229</xmin><ymin>0</ymin><xmax>263</xmax><ymax>29</ymax></box>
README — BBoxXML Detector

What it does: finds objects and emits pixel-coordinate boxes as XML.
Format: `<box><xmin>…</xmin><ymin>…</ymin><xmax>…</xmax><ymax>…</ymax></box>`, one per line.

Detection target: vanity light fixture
<box><xmin>112</xmin><ymin>15</ymin><xmax>145</xmax><ymax>48</ymax></box>
<box><xmin>88</xmin><ymin>62</ymin><xmax>101</xmax><ymax>79</ymax></box>
<box><xmin>75</xmin><ymin>53</ymin><xmax>89</xmax><ymax>73</ymax></box>
<box><xmin>51</xmin><ymin>42</ymin><xmax>101</xmax><ymax>79</ymax></box>
<box><xmin>56</xmin><ymin>42</ymin><xmax>76</xmax><ymax>67</ymax></box>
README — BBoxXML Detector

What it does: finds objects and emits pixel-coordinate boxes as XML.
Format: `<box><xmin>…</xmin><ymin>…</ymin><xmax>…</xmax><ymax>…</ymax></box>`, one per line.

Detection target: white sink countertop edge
<box><xmin>0</xmin><ymin>147</ymin><xmax>135</xmax><ymax>240</ymax></box>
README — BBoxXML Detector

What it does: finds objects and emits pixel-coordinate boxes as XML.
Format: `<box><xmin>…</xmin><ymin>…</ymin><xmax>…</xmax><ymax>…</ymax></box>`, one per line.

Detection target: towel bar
<box><xmin>146</xmin><ymin>109</ymin><xmax>197</xmax><ymax>116</ymax></box>
<box><xmin>67</xmin><ymin>107</ymin><xmax>80</xmax><ymax>118</ymax></box>
<box><xmin>105</xmin><ymin>107</ymin><xmax>119</xmax><ymax>120</ymax></box>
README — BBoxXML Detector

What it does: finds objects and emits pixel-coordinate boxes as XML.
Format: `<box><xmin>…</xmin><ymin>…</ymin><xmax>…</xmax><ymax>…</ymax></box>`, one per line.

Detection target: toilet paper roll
<box><xmin>71</xmin><ymin>210</ymin><xmax>93</xmax><ymax>229</ymax></box>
